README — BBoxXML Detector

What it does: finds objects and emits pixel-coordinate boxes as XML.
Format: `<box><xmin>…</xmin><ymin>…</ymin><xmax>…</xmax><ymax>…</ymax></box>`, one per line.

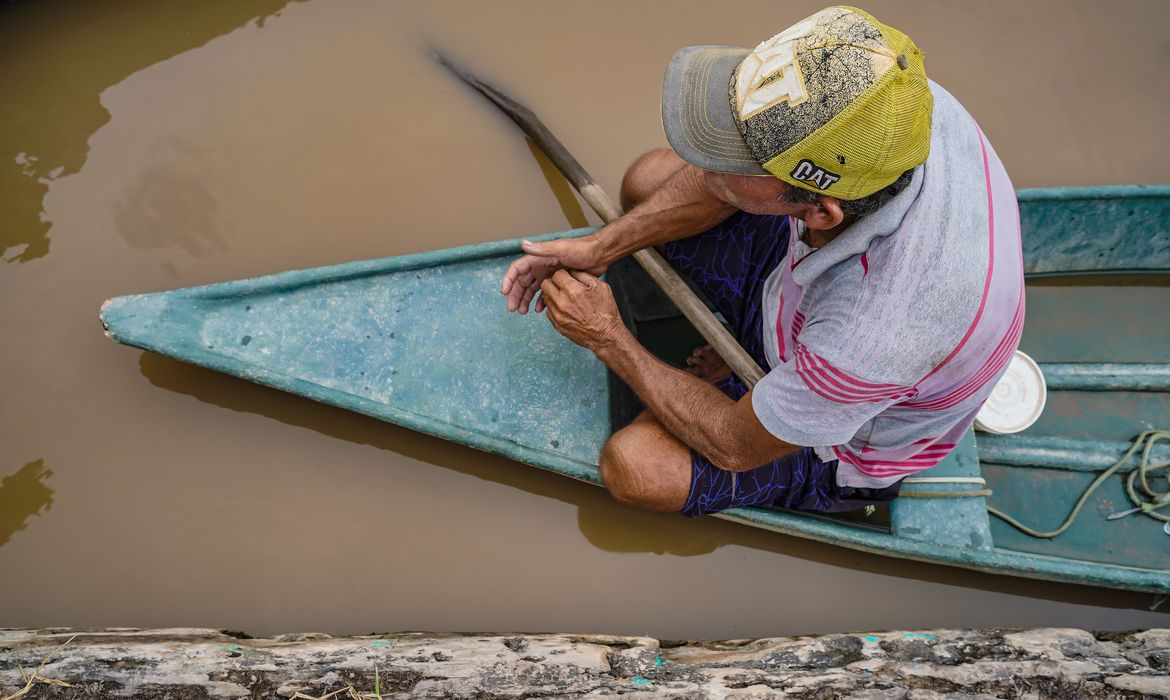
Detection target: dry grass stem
<box><xmin>287</xmin><ymin>663</ymin><xmax>383</xmax><ymax>700</ymax></box>
<box><xmin>288</xmin><ymin>687</ymin><xmax>382</xmax><ymax>700</ymax></box>
<box><xmin>1</xmin><ymin>635</ymin><xmax>77</xmax><ymax>700</ymax></box>
<box><xmin>3</xmin><ymin>638</ymin><xmax>385</xmax><ymax>700</ymax></box>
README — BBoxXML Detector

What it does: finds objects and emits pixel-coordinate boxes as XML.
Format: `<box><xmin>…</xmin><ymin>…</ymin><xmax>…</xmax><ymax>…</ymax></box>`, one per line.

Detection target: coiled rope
<box><xmin>987</xmin><ymin>429</ymin><xmax>1170</xmax><ymax>539</ymax></box>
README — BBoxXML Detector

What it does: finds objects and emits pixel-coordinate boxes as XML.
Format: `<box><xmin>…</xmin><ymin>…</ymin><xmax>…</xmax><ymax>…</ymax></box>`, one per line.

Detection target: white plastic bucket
<box><xmin>974</xmin><ymin>350</ymin><xmax>1047</xmax><ymax>434</ymax></box>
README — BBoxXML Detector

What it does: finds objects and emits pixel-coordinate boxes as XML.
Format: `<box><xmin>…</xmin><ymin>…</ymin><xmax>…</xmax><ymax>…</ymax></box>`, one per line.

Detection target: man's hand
<box><xmin>538</xmin><ymin>270</ymin><xmax>628</xmax><ymax>351</ymax></box>
<box><xmin>501</xmin><ymin>238</ymin><xmax>606</xmax><ymax>314</ymax></box>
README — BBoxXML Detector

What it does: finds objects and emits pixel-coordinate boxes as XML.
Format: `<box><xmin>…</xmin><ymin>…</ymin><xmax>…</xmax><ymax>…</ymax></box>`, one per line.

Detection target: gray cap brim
<box><xmin>662</xmin><ymin>46</ymin><xmax>768</xmax><ymax>175</ymax></box>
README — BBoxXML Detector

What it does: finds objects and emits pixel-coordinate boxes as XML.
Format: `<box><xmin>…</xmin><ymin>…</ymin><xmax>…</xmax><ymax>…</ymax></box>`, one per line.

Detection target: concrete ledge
<box><xmin>1</xmin><ymin>627</ymin><xmax>1167</xmax><ymax>698</ymax></box>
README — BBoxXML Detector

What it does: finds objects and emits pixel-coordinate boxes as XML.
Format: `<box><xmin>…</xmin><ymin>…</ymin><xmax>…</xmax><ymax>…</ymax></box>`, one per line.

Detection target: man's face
<box><xmin>702</xmin><ymin>171</ymin><xmax>799</xmax><ymax>215</ymax></box>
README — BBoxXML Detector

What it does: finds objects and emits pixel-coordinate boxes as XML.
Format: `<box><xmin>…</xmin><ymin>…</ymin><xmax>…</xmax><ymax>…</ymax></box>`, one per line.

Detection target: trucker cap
<box><xmin>662</xmin><ymin>6</ymin><xmax>932</xmax><ymax>200</ymax></box>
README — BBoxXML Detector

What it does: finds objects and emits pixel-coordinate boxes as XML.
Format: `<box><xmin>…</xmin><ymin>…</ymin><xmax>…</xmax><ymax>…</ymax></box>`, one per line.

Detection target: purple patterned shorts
<box><xmin>661</xmin><ymin>212</ymin><xmax>900</xmax><ymax>517</ymax></box>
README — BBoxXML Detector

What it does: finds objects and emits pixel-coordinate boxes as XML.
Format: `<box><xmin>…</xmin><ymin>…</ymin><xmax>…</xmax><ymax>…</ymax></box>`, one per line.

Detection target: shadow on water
<box><xmin>0</xmin><ymin>459</ymin><xmax>54</xmax><ymax>549</ymax></box>
<box><xmin>137</xmin><ymin>352</ymin><xmax>1168</xmax><ymax>614</ymax></box>
<box><xmin>0</xmin><ymin>0</ymin><xmax>300</xmax><ymax>263</ymax></box>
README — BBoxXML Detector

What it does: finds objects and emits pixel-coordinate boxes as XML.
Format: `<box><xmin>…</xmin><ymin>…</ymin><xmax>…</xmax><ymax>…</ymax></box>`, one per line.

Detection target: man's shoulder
<box><xmin>925</xmin><ymin>80</ymin><xmax>973</xmax><ymax>125</ymax></box>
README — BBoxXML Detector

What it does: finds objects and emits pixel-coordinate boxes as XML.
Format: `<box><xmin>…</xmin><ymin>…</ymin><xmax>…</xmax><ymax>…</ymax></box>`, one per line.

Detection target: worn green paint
<box><xmin>100</xmin><ymin>187</ymin><xmax>1170</xmax><ymax>593</ymax></box>
<box><xmin>890</xmin><ymin>431</ymin><xmax>992</xmax><ymax>552</ymax></box>
<box><xmin>978</xmin><ymin>436</ymin><xmax>1170</xmax><ymax>472</ymax></box>
<box><xmin>1017</xmin><ymin>185</ymin><xmax>1170</xmax><ymax>275</ymax></box>
<box><xmin>984</xmin><ymin>462</ymin><xmax>1168</xmax><ymax>571</ymax></box>
<box><xmin>1041</xmin><ymin>364</ymin><xmax>1170</xmax><ymax>392</ymax></box>
<box><xmin>101</xmin><ymin>228</ymin><xmax>610</xmax><ymax>487</ymax></box>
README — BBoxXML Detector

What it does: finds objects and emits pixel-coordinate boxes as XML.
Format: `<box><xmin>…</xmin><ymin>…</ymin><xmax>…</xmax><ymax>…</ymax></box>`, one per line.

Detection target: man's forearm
<box><xmin>598</xmin><ymin>330</ymin><xmax>748</xmax><ymax>471</ymax></box>
<box><xmin>538</xmin><ymin>270</ymin><xmax>799</xmax><ymax>471</ymax></box>
<box><xmin>592</xmin><ymin>165</ymin><xmax>736</xmax><ymax>266</ymax></box>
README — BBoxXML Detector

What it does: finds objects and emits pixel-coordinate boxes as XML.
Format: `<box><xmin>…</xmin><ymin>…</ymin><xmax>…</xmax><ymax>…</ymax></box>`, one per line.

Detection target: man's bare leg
<box><xmin>602</xmin><ymin>149</ymin><xmax>732</xmax><ymax>512</ymax></box>
<box><xmin>684</xmin><ymin>344</ymin><xmax>733</xmax><ymax>384</ymax></box>
<box><xmin>599</xmin><ymin>412</ymin><xmax>692</xmax><ymax>512</ymax></box>
<box><xmin>620</xmin><ymin>148</ymin><xmax>687</xmax><ymax>211</ymax></box>
<box><xmin>598</xmin><ymin>346</ymin><xmax>732</xmax><ymax>512</ymax></box>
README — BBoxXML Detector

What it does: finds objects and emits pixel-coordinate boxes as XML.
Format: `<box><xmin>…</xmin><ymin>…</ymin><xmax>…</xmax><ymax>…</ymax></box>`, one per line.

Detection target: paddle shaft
<box><xmin>437</xmin><ymin>54</ymin><xmax>765</xmax><ymax>387</ymax></box>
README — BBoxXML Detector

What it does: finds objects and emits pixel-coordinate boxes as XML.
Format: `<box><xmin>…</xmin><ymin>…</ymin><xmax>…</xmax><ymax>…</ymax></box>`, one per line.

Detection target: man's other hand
<box><xmin>539</xmin><ymin>270</ymin><xmax>627</xmax><ymax>351</ymax></box>
<box><xmin>501</xmin><ymin>238</ymin><xmax>606</xmax><ymax>314</ymax></box>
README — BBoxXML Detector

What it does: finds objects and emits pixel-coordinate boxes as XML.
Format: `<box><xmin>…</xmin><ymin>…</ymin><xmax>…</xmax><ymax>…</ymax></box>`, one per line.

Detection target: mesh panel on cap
<box><xmin>763</xmin><ymin>17</ymin><xmax>931</xmax><ymax>199</ymax></box>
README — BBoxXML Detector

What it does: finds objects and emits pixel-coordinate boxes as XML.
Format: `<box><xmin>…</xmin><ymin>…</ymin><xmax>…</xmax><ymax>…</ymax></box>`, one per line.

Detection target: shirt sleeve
<box><xmin>751</xmin><ymin>339</ymin><xmax>917</xmax><ymax>447</ymax></box>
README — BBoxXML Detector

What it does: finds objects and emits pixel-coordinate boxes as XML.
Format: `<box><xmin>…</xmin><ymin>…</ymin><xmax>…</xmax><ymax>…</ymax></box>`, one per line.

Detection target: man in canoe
<box><xmin>501</xmin><ymin>6</ymin><xmax>1024</xmax><ymax>517</ymax></box>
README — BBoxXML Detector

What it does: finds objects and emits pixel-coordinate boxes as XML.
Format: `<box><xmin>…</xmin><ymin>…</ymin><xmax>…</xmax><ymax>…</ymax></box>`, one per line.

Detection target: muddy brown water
<box><xmin>2</xmin><ymin>0</ymin><xmax>1170</xmax><ymax>638</ymax></box>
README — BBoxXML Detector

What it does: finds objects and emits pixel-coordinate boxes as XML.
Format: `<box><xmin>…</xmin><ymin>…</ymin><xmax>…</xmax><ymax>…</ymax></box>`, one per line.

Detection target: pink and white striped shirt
<box><xmin>752</xmin><ymin>82</ymin><xmax>1024</xmax><ymax>488</ymax></box>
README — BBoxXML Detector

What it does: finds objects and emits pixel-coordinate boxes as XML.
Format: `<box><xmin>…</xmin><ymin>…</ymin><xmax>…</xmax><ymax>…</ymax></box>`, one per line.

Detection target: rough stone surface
<box><xmin>0</xmin><ymin>627</ymin><xmax>1167</xmax><ymax>698</ymax></box>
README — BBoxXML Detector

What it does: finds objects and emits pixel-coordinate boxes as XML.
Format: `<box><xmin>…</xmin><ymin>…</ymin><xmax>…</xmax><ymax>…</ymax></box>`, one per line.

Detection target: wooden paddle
<box><xmin>435</xmin><ymin>52</ymin><xmax>765</xmax><ymax>388</ymax></box>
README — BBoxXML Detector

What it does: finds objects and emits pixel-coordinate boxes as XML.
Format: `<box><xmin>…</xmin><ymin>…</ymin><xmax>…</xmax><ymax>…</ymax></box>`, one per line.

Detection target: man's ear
<box><xmin>805</xmin><ymin>195</ymin><xmax>846</xmax><ymax>230</ymax></box>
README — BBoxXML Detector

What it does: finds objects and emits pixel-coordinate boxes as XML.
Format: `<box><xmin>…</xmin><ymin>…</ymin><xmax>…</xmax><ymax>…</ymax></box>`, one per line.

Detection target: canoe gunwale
<box><xmin>1016</xmin><ymin>184</ymin><xmax>1170</xmax><ymax>201</ymax></box>
<box><xmin>166</xmin><ymin>227</ymin><xmax>601</xmax><ymax>303</ymax></box>
<box><xmin>1024</xmin><ymin>269</ymin><xmax>1170</xmax><ymax>280</ymax></box>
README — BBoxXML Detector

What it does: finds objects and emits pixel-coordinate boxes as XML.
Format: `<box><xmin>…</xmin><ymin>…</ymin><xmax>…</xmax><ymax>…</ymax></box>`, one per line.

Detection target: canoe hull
<box><xmin>101</xmin><ymin>187</ymin><xmax>1170</xmax><ymax>594</ymax></box>
<box><xmin>102</xmin><ymin>229</ymin><xmax>609</xmax><ymax>485</ymax></box>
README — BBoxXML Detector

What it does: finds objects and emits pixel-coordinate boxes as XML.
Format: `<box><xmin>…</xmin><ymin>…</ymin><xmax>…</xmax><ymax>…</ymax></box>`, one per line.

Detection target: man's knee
<box><xmin>599</xmin><ymin>425</ymin><xmax>690</xmax><ymax>512</ymax></box>
<box><xmin>599</xmin><ymin>431</ymin><xmax>657</xmax><ymax>508</ymax></box>
<box><xmin>620</xmin><ymin>148</ymin><xmax>686</xmax><ymax>211</ymax></box>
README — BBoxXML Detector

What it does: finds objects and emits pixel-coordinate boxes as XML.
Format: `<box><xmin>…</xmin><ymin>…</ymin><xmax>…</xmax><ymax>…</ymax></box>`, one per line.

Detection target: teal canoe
<box><xmin>100</xmin><ymin>185</ymin><xmax>1170</xmax><ymax>594</ymax></box>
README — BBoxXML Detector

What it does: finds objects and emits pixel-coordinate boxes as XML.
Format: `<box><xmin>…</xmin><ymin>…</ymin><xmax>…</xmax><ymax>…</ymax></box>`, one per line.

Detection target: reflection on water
<box><xmin>141</xmin><ymin>353</ymin><xmax>739</xmax><ymax>560</ymax></box>
<box><xmin>0</xmin><ymin>0</ymin><xmax>297</xmax><ymax>264</ymax></box>
<box><xmin>525</xmin><ymin>140</ymin><xmax>591</xmax><ymax>230</ymax></box>
<box><xmin>112</xmin><ymin>137</ymin><xmax>231</xmax><ymax>257</ymax></box>
<box><xmin>137</xmin><ymin>354</ymin><xmax>1160</xmax><ymax>615</ymax></box>
<box><xmin>0</xmin><ymin>460</ymin><xmax>54</xmax><ymax>548</ymax></box>
<box><xmin>577</xmin><ymin>502</ymin><xmax>719</xmax><ymax>556</ymax></box>
<box><xmin>137</xmin><ymin>353</ymin><xmax>589</xmax><ymax>510</ymax></box>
